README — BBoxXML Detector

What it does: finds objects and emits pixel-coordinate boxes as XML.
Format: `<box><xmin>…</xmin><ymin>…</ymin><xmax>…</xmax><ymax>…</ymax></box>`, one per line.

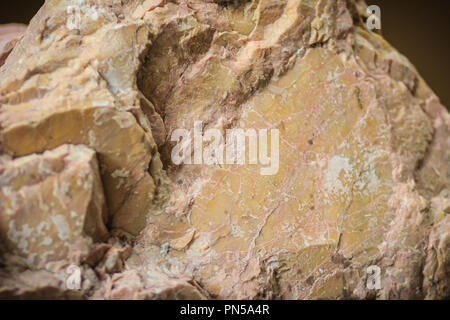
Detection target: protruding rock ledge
<box><xmin>0</xmin><ymin>144</ymin><xmax>108</xmax><ymax>269</ymax></box>
<box><xmin>0</xmin><ymin>0</ymin><xmax>448</xmax><ymax>300</ymax></box>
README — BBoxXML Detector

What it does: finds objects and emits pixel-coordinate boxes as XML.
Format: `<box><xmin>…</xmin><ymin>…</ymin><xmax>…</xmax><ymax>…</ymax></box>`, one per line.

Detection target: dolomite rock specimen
<box><xmin>0</xmin><ymin>144</ymin><xmax>109</xmax><ymax>267</ymax></box>
<box><xmin>0</xmin><ymin>0</ymin><xmax>449</xmax><ymax>299</ymax></box>
<box><xmin>0</xmin><ymin>24</ymin><xmax>27</xmax><ymax>67</ymax></box>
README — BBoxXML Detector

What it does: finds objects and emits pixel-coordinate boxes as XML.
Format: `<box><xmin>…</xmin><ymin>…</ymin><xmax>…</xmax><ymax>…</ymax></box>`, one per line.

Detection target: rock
<box><xmin>102</xmin><ymin>269</ymin><xmax>206</xmax><ymax>300</ymax></box>
<box><xmin>0</xmin><ymin>24</ymin><xmax>27</xmax><ymax>67</ymax></box>
<box><xmin>0</xmin><ymin>0</ymin><xmax>448</xmax><ymax>300</ymax></box>
<box><xmin>0</xmin><ymin>144</ymin><xmax>109</xmax><ymax>269</ymax></box>
<box><xmin>100</xmin><ymin>245</ymin><xmax>132</xmax><ymax>274</ymax></box>
<box><xmin>0</xmin><ymin>268</ymin><xmax>83</xmax><ymax>300</ymax></box>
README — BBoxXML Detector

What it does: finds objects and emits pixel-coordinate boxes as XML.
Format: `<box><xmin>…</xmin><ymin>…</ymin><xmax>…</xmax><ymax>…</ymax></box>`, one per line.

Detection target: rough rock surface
<box><xmin>0</xmin><ymin>24</ymin><xmax>27</xmax><ymax>67</ymax></box>
<box><xmin>0</xmin><ymin>0</ymin><xmax>449</xmax><ymax>299</ymax></box>
<box><xmin>0</xmin><ymin>144</ymin><xmax>109</xmax><ymax>268</ymax></box>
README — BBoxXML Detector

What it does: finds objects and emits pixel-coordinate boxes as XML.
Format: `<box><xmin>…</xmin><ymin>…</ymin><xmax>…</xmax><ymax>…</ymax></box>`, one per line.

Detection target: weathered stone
<box><xmin>0</xmin><ymin>0</ymin><xmax>448</xmax><ymax>300</ymax></box>
<box><xmin>100</xmin><ymin>269</ymin><xmax>206</xmax><ymax>300</ymax></box>
<box><xmin>0</xmin><ymin>24</ymin><xmax>27</xmax><ymax>67</ymax></box>
<box><xmin>0</xmin><ymin>4</ymin><xmax>168</xmax><ymax>235</ymax></box>
<box><xmin>0</xmin><ymin>144</ymin><xmax>108</xmax><ymax>269</ymax></box>
<box><xmin>0</xmin><ymin>268</ymin><xmax>83</xmax><ymax>300</ymax></box>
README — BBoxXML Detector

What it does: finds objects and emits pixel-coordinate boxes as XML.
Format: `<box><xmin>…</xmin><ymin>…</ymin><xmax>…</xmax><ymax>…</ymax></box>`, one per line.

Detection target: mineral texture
<box><xmin>0</xmin><ymin>24</ymin><xmax>27</xmax><ymax>67</ymax></box>
<box><xmin>0</xmin><ymin>0</ymin><xmax>448</xmax><ymax>300</ymax></box>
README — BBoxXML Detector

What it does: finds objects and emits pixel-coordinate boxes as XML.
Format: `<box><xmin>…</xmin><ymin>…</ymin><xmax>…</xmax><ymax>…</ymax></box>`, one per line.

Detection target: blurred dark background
<box><xmin>0</xmin><ymin>0</ymin><xmax>449</xmax><ymax>108</ymax></box>
<box><xmin>372</xmin><ymin>0</ymin><xmax>450</xmax><ymax>108</ymax></box>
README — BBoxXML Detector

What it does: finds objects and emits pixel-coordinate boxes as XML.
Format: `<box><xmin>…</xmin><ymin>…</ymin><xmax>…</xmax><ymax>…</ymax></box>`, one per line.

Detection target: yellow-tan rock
<box><xmin>0</xmin><ymin>0</ymin><xmax>448</xmax><ymax>300</ymax></box>
<box><xmin>0</xmin><ymin>24</ymin><xmax>27</xmax><ymax>67</ymax></box>
<box><xmin>0</xmin><ymin>144</ymin><xmax>108</xmax><ymax>269</ymax></box>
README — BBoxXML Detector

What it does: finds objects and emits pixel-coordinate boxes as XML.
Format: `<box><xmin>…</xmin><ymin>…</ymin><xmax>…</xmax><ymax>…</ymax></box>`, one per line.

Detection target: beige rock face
<box><xmin>0</xmin><ymin>0</ymin><xmax>449</xmax><ymax>300</ymax></box>
<box><xmin>0</xmin><ymin>144</ymin><xmax>108</xmax><ymax>269</ymax></box>
<box><xmin>0</xmin><ymin>24</ymin><xmax>27</xmax><ymax>67</ymax></box>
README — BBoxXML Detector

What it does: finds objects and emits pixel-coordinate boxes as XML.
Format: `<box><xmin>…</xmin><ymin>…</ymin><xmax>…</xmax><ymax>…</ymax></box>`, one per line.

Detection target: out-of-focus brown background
<box><xmin>372</xmin><ymin>0</ymin><xmax>450</xmax><ymax>109</ymax></box>
<box><xmin>0</xmin><ymin>0</ymin><xmax>449</xmax><ymax>107</ymax></box>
